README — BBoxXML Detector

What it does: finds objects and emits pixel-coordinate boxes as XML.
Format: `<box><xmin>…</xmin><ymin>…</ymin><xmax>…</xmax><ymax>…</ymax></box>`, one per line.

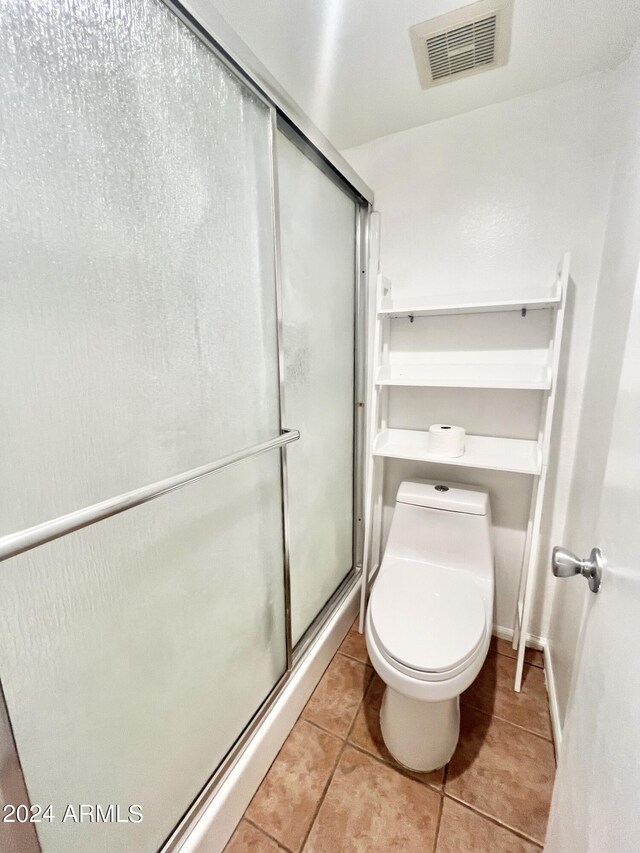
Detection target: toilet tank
<box><xmin>385</xmin><ymin>480</ymin><xmax>493</xmax><ymax>579</ymax></box>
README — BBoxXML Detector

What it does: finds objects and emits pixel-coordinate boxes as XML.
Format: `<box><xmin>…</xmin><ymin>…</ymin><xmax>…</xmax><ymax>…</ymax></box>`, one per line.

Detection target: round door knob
<box><xmin>551</xmin><ymin>546</ymin><xmax>604</xmax><ymax>593</ymax></box>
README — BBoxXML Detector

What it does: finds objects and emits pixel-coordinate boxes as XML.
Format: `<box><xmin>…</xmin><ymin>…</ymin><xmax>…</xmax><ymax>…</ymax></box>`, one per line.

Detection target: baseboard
<box><xmin>493</xmin><ymin>625</ymin><xmax>562</xmax><ymax>757</ymax></box>
<box><xmin>492</xmin><ymin>624</ymin><xmax>545</xmax><ymax>652</ymax></box>
<box><xmin>543</xmin><ymin>644</ymin><xmax>562</xmax><ymax>758</ymax></box>
<box><xmin>178</xmin><ymin>581</ymin><xmax>360</xmax><ymax>853</ymax></box>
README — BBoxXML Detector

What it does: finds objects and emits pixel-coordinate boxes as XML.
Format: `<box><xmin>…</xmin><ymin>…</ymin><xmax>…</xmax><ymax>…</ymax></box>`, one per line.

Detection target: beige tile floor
<box><xmin>225</xmin><ymin>622</ymin><xmax>555</xmax><ymax>852</ymax></box>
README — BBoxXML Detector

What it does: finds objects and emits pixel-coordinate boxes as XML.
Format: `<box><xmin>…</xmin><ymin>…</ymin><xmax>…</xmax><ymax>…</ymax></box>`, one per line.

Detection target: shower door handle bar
<box><xmin>0</xmin><ymin>429</ymin><xmax>300</xmax><ymax>564</ymax></box>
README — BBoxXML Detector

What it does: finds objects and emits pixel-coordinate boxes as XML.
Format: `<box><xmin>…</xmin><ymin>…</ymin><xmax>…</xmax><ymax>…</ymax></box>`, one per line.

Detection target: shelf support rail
<box><xmin>512</xmin><ymin>253</ymin><xmax>570</xmax><ymax>692</ymax></box>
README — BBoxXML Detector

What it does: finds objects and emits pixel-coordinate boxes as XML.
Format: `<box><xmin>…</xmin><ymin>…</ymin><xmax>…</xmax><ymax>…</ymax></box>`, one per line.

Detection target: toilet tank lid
<box><xmin>396</xmin><ymin>480</ymin><xmax>489</xmax><ymax>515</ymax></box>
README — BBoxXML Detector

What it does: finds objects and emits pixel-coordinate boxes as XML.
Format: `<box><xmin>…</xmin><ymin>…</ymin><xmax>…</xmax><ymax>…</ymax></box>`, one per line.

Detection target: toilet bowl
<box><xmin>365</xmin><ymin>479</ymin><xmax>494</xmax><ymax>772</ymax></box>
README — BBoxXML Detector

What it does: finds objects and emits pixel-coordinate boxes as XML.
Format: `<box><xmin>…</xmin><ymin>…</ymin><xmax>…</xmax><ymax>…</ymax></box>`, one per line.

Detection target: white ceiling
<box><xmin>198</xmin><ymin>0</ymin><xmax>640</xmax><ymax>150</ymax></box>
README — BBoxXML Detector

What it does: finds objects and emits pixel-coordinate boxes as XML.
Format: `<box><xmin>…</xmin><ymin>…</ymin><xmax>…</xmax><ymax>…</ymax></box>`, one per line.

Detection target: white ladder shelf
<box><xmin>360</xmin><ymin>223</ymin><xmax>568</xmax><ymax>693</ymax></box>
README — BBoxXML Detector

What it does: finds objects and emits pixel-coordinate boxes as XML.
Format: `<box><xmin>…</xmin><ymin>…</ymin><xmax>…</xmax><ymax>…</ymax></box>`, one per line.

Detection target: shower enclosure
<box><xmin>0</xmin><ymin>1</ymin><xmax>371</xmax><ymax>850</ymax></box>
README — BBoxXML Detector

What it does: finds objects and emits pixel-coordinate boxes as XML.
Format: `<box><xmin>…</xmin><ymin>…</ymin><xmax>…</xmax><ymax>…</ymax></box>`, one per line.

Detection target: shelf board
<box><xmin>373</xmin><ymin>428</ymin><xmax>541</xmax><ymax>475</ymax></box>
<box><xmin>378</xmin><ymin>285</ymin><xmax>561</xmax><ymax>319</ymax></box>
<box><xmin>376</xmin><ymin>363</ymin><xmax>551</xmax><ymax>390</ymax></box>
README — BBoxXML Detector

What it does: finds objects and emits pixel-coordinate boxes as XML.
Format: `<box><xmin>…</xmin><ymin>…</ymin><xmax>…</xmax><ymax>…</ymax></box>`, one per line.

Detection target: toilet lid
<box><xmin>370</xmin><ymin>560</ymin><xmax>486</xmax><ymax>673</ymax></box>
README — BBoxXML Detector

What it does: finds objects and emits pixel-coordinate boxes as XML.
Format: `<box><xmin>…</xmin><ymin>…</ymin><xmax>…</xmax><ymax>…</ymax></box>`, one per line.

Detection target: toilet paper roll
<box><xmin>427</xmin><ymin>424</ymin><xmax>466</xmax><ymax>458</ymax></box>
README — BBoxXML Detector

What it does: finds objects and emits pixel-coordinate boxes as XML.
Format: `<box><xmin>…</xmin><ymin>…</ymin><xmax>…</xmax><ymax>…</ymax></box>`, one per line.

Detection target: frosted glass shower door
<box><xmin>277</xmin><ymin>132</ymin><xmax>357</xmax><ymax>645</ymax></box>
<box><xmin>0</xmin><ymin>0</ymin><xmax>281</xmax><ymax>535</ymax></box>
<box><xmin>0</xmin><ymin>1</ymin><xmax>286</xmax><ymax>851</ymax></box>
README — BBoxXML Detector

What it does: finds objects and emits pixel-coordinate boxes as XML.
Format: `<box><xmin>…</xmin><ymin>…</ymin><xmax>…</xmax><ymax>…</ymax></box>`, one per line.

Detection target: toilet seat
<box><xmin>369</xmin><ymin>558</ymin><xmax>486</xmax><ymax>680</ymax></box>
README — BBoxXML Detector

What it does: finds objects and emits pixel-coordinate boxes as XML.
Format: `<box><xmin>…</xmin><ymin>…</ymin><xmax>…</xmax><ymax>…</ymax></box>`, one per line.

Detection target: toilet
<box><xmin>365</xmin><ymin>479</ymin><xmax>494</xmax><ymax>772</ymax></box>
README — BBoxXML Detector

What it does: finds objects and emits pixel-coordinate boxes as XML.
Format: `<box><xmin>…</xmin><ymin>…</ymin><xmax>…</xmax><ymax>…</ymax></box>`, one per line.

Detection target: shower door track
<box><xmin>163</xmin><ymin>1</ymin><xmax>373</xmax><ymax>207</ymax></box>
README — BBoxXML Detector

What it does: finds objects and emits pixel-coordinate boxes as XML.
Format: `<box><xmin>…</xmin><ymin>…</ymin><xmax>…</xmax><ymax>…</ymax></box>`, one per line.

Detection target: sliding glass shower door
<box><xmin>0</xmin><ymin>1</ymin><xmax>365</xmax><ymax>851</ymax></box>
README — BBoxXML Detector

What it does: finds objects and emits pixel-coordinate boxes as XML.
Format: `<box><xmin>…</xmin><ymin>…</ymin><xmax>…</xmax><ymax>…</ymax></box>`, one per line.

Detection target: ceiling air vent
<box><xmin>410</xmin><ymin>0</ymin><xmax>513</xmax><ymax>89</ymax></box>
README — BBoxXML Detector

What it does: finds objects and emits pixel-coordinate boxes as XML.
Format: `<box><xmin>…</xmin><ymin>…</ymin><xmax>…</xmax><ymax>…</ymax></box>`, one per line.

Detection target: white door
<box><xmin>545</xmin><ymin>272</ymin><xmax>640</xmax><ymax>851</ymax></box>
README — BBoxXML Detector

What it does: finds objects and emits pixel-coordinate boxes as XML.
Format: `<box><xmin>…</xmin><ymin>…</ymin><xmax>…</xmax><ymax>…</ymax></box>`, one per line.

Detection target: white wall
<box><xmin>545</xmin><ymin>45</ymin><xmax>640</xmax><ymax>731</ymax></box>
<box><xmin>343</xmin><ymin>70</ymin><xmax>618</xmax><ymax>638</ymax></box>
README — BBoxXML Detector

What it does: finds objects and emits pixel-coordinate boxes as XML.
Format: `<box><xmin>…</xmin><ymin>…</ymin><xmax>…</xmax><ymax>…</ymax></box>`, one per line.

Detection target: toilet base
<box><xmin>379</xmin><ymin>687</ymin><xmax>460</xmax><ymax>772</ymax></box>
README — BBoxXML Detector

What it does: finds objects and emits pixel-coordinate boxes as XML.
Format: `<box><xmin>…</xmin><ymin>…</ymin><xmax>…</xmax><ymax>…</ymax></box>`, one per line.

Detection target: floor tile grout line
<box><xmin>298</xmin><ymin>668</ymin><xmax>372</xmax><ymax>852</ymax></box>
<box><xmin>432</xmin><ymin>756</ymin><xmax>450</xmax><ymax>851</ymax></box>
<box><xmin>241</xmin><ymin>725</ymin><xmax>304</xmax><ymax>849</ymax></box>
<box><xmin>243</xmin><ymin>816</ymin><xmax>295</xmax><ymax>852</ymax></box>
<box><xmin>443</xmin><ymin>791</ymin><xmax>545</xmax><ymax>848</ymax></box>
<box><xmin>301</xmin><ymin>652</ymin><xmax>372</xmax><ymax>739</ymax></box>
<box><xmin>492</xmin><ymin>646</ymin><xmax>544</xmax><ymax>669</ymax></box>
<box><xmin>301</xmin><ymin>716</ymin><xmax>347</xmax><ymax>743</ymax></box>
<box><xmin>489</xmin><ymin>634</ymin><xmax>544</xmax><ymax>669</ymax></box>
<box><xmin>343</xmin><ymin>668</ymin><xmax>373</xmax><ymax>743</ymax></box>
<box><xmin>459</xmin><ymin>700</ymin><xmax>554</xmax><ymax>743</ymax></box>
<box><xmin>334</xmin><ymin>649</ymin><xmax>373</xmax><ymax>671</ymax></box>
<box><xmin>444</xmin><ymin>701</ymin><xmax>548</xmax><ymax>849</ymax></box>
<box><xmin>337</xmin><ymin>648</ymin><xmax>369</xmax><ymax>665</ymax></box>
<box><xmin>431</xmin><ymin>792</ymin><xmax>445</xmax><ymax>853</ymax></box>
<box><xmin>297</xmin><ymin>739</ymin><xmax>346</xmax><ymax>853</ymax></box>
<box><xmin>345</xmin><ymin>740</ymin><xmax>444</xmax><ymax>794</ymax></box>
<box><xmin>243</xmin><ymin>649</ymin><xmax>365</xmax><ymax>852</ymax></box>
<box><xmin>488</xmin><ymin>650</ymin><xmax>545</xmax><ymax>678</ymax></box>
